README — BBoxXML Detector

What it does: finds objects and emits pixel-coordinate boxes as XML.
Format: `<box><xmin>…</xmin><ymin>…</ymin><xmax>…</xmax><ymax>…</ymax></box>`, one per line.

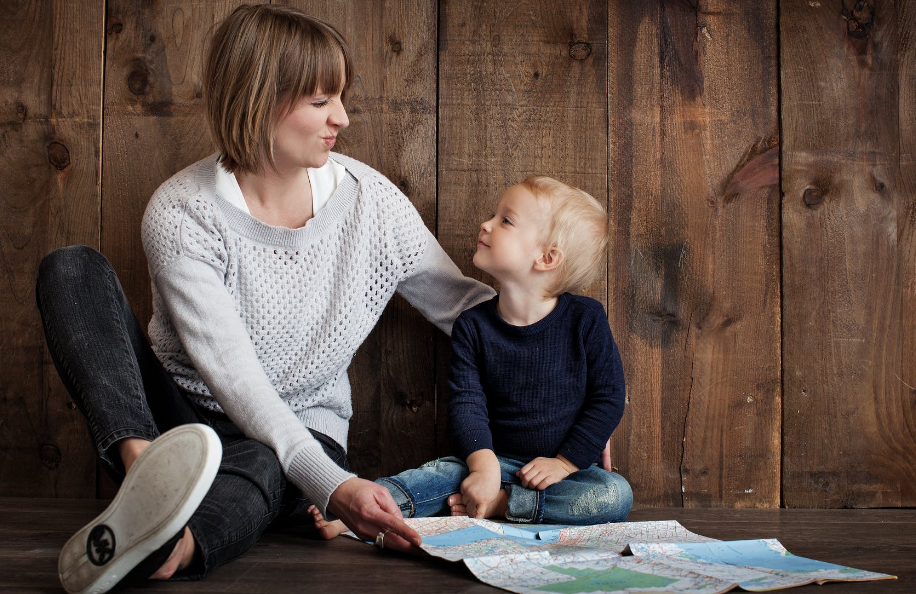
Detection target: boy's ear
<box><xmin>534</xmin><ymin>247</ymin><xmax>563</xmax><ymax>272</ymax></box>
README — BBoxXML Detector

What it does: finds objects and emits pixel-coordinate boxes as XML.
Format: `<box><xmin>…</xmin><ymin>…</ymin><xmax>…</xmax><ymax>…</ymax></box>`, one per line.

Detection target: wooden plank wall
<box><xmin>0</xmin><ymin>0</ymin><xmax>913</xmax><ymax>508</ymax></box>
<box><xmin>781</xmin><ymin>0</ymin><xmax>916</xmax><ymax>507</ymax></box>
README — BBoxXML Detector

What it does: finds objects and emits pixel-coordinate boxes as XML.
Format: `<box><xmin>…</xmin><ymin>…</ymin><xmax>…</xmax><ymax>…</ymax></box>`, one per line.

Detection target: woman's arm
<box><xmin>152</xmin><ymin>256</ymin><xmax>356</xmax><ymax>514</ymax></box>
<box><xmin>396</xmin><ymin>227</ymin><xmax>495</xmax><ymax>336</ymax></box>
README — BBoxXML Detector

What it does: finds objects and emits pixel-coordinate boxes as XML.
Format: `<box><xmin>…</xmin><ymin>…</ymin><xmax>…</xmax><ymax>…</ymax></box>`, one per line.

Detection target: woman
<box><xmin>36</xmin><ymin>5</ymin><xmax>494</xmax><ymax>592</ymax></box>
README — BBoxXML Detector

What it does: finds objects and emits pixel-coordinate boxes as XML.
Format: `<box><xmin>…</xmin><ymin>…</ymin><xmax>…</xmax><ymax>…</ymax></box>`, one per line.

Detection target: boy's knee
<box><xmin>571</xmin><ymin>471</ymin><xmax>632</xmax><ymax>523</ymax></box>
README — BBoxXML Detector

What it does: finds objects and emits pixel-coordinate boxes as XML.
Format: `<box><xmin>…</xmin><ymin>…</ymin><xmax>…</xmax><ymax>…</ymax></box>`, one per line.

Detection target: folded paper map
<box><xmin>357</xmin><ymin>517</ymin><xmax>895</xmax><ymax>593</ymax></box>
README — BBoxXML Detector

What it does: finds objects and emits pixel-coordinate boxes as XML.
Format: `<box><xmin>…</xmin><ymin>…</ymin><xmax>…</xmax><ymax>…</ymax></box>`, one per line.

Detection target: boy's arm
<box><xmin>556</xmin><ymin>310</ymin><xmax>627</xmax><ymax>471</ymax></box>
<box><xmin>448</xmin><ymin>316</ymin><xmax>502</xmax><ymax>516</ymax></box>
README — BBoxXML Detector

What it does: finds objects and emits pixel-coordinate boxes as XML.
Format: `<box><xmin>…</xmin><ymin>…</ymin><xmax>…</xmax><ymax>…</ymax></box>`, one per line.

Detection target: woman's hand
<box><xmin>516</xmin><ymin>455</ymin><xmax>578</xmax><ymax>490</ymax></box>
<box><xmin>459</xmin><ymin>469</ymin><xmax>502</xmax><ymax>518</ymax></box>
<box><xmin>326</xmin><ymin>477</ymin><xmax>422</xmax><ymax>553</ymax></box>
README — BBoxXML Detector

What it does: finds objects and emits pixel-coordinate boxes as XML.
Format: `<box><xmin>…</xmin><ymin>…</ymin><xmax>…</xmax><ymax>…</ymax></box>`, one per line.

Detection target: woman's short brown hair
<box><xmin>203</xmin><ymin>4</ymin><xmax>352</xmax><ymax>174</ymax></box>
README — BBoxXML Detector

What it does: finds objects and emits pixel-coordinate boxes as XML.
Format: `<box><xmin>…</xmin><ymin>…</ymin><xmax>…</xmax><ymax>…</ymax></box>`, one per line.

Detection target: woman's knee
<box><xmin>37</xmin><ymin>245</ymin><xmax>110</xmax><ymax>293</ymax></box>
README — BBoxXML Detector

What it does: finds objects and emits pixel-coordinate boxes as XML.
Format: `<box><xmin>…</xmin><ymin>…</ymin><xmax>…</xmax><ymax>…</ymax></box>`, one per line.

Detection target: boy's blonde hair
<box><xmin>203</xmin><ymin>4</ymin><xmax>352</xmax><ymax>174</ymax></box>
<box><xmin>521</xmin><ymin>176</ymin><xmax>608</xmax><ymax>297</ymax></box>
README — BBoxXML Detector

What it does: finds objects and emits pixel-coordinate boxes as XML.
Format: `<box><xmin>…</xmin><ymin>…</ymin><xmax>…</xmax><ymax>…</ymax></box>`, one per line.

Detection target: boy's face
<box><xmin>473</xmin><ymin>184</ymin><xmax>551</xmax><ymax>282</ymax></box>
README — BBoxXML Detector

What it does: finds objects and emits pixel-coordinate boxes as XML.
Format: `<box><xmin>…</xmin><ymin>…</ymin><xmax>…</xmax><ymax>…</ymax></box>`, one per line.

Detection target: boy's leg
<box><xmin>35</xmin><ymin>246</ymin><xmax>200</xmax><ymax>472</ymax></box>
<box><xmin>375</xmin><ymin>456</ymin><xmax>469</xmax><ymax>518</ymax></box>
<box><xmin>499</xmin><ymin>458</ymin><xmax>633</xmax><ymax>525</ymax></box>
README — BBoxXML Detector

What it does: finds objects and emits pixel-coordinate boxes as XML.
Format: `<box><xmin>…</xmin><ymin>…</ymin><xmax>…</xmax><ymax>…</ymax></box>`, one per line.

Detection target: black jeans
<box><xmin>36</xmin><ymin>246</ymin><xmax>350</xmax><ymax>578</ymax></box>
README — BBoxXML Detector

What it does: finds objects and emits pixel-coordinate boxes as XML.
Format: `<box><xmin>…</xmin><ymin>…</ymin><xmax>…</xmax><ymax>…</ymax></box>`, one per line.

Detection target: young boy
<box><xmin>313</xmin><ymin>176</ymin><xmax>631</xmax><ymax>534</ymax></box>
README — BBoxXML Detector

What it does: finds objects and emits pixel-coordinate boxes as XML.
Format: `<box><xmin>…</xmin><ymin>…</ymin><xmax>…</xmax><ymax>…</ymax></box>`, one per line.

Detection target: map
<box><xmin>379</xmin><ymin>518</ymin><xmax>896</xmax><ymax>593</ymax></box>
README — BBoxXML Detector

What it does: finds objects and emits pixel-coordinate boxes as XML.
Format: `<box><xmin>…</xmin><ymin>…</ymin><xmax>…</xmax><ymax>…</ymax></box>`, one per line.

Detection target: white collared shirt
<box><xmin>214</xmin><ymin>157</ymin><xmax>347</xmax><ymax>216</ymax></box>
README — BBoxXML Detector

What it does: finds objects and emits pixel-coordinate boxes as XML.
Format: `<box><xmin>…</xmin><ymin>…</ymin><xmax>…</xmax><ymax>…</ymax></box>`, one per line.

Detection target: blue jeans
<box><xmin>378</xmin><ymin>455</ymin><xmax>632</xmax><ymax>525</ymax></box>
<box><xmin>35</xmin><ymin>246</ymin><xmax>349</xmax><ymax>578</ymax></box>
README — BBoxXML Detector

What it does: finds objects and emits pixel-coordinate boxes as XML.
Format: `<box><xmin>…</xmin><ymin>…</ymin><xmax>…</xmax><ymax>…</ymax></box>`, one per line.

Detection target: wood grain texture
<box><xmin>101</xmin><ymin>0</ymin><xmax>238</xmax><ymax>329</ymax></box>
<box><xmin>0</xmin><ymin>1</ymin><xmax>103</xmax><ymax>497</ymax></box>
<box><xmin>98</xmin><ymin>0</ymin><xmax>242</xmax><ymax>497</ymax></box>
<box><xmin>3</xmin><ymin>498</ymin><xmax>914</xmax><ymax>593</ymax></box>
<box><xmin>436</xmin><ymin>0</ymin><xmax>609</xmax><ymax>454</ymax></box>
<box><xmin>279</xmin><ymin>0</ymin><xmax>439</xmax><ymax>478</ymax></box>
<box><xmin>607</xmin><ymin>1</ymin><xmax>781</xmax><ymax>507</ymax></box>
<box><xmin>781</xmin><ymin>0</ymin><xmax>916</xmax><ymax>507</ymax></box>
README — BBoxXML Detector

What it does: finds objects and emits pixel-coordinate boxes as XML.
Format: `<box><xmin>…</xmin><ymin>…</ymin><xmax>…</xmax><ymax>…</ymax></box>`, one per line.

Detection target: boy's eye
<box><xmin>502</xmin><ymin>217</ymin><xmax>514</xmax><ymax>226</ymax></box>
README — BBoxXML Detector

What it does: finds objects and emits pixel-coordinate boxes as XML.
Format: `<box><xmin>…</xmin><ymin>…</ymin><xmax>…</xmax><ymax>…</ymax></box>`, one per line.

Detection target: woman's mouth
<box><xmin>322</xmin><ymin>136</ymin><xmax>336</xmax><ymax>148</ymax></box>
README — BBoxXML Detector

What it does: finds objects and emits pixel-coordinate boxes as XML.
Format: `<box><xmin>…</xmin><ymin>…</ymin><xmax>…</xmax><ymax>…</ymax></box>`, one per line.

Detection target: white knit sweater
<box><xmin>141</xmin><ymin>152</ymin><xmax>494</xmax><ymax>514</ymax></box>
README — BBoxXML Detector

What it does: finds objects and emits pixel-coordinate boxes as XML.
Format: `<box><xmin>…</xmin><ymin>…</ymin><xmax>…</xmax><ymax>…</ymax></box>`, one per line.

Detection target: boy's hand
<box><xmin>459</xmin><ymin>470</ymin><xmax>502</xmax><ymax>518</ymax></box>
<box><xmin>517</xmin><ymin>455</ymin><xmax>578</xmax><ymax>490</ymax></box>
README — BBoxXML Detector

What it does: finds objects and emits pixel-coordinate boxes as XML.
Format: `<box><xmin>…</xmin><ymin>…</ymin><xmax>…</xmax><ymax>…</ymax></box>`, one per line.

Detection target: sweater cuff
<box><xmin>558</xmin><ymin>439</ymin><xmax>600</xmax><ymax>472</ymax></box>
<box><xmin>453</xmin><ymin>429</ymin><xmax>494</xmax><ymax>460</ymax></box>
<box><xmin>286</xmin><ymin>444</ymin><xmax>356</xmax><ymax>517</ymax></box>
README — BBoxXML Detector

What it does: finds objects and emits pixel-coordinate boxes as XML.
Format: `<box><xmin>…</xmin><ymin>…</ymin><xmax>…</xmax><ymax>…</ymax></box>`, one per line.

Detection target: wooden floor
<box><xmin>3</xmin><ymin>499</ymin><xmax>912</xmax><ymax>593</ymax></box>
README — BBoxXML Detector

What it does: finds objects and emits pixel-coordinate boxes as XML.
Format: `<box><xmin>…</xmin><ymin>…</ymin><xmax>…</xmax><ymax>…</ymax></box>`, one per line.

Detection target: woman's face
<box><xmin>271</xmin><ymin>88</ymin><xmax>349</xmax><ymax>171</ymax></box>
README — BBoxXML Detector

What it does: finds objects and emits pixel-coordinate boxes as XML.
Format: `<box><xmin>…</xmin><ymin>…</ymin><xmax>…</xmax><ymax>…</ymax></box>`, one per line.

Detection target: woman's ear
<box><xmin>534</xmin><ymin>247</ymin><xmax>563</xmax><ymax>272</ymax></box>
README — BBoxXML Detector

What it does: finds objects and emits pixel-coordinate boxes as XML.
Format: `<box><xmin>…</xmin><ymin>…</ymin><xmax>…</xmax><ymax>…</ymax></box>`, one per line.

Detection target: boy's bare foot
<box><xmin>447</xmin><ymin>489</ymin><xmax>509</xmax><ymax>519</ymax></box>
<box><xmin>308</xmin><ymin>505</ymin><xmax>349</xmax><ymax>539</ymax></box>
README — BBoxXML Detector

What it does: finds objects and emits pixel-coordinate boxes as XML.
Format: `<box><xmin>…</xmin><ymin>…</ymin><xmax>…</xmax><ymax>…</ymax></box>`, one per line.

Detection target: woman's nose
<box><xmin>330</xmin><ymin>101</ymin><xmax>349</xmax><ymax>130</ymax></box>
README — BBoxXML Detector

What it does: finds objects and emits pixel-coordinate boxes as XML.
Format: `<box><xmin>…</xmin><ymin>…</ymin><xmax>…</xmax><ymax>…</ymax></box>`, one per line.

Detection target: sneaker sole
<box><xmin>58</xmin><ymin>424</ymin><xmax>222</xmax><ymax>594</ymax></box>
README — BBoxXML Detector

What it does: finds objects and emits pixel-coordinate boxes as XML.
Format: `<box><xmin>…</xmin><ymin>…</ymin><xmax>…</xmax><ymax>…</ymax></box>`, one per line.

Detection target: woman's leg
<box><xmin>186</xmin><ymin>419</ymin><xmax>352</xmax><ymax>576</ymax></box>
<box><xmin>498</xmin><ymin>458</ymin><xmax>633</xmax><ymax>525</ymax></box>
<box><xmin>37</xmin><ymin>246</ymin><xmax>217</xmax><ymax>591</ymax></box>
<box><xmin>35</xmin><ymin>245</ymin><xmax>200</xmax><ymax>472</ymax></box>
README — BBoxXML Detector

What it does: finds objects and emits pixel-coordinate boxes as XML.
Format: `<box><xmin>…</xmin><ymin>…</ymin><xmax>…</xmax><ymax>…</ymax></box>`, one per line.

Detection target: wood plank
<box><xmin>436</xmin><ymin>0</ymin><xmax>609</xmax><ymax>453</ymax></box>
<box><xmin>279</xmin><ymin>0</ymin><xmax>439</xmax><ymax>478</ymax></box>
<box><xmin>0</xmin><ymin>1</ymin><xmax>103</xmax><ymax>497</ymax></box>
<box><xmin>99</xmin><ymin>0</ymin><xmax>244</xmax><ymax>497</ymax></box>
<box><xmin>607</xmin><ymin>1</ymin><xmax>781</xmax><ymax>507</ymax></box>
<box><xmin>3</xmin><ymin>499</ymin><xmax>913</xmax><ymax>593</ymax></box>
<box><xmin>781</xmin><ymin>0</ymin><xmax>916</xmax><ymax>507</ymax></box>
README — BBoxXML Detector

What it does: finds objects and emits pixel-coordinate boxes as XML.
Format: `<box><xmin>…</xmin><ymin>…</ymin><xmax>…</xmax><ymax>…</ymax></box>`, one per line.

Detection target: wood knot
<box><xmin>843</xmin><ymin>0</ymin><xmax>873</xmax><ymax>39</ymax></box>
<box><xmin>802</xmin><ymin>187</ymin><xmax>824</xmax><ymax>207</ymax></box>
<box><xmin>406</xmin><ymin>399</ymin><xmax>421</xmax><ymax>413</ymax></box>
<box><xmin>47</xmin><ymin>142</ymin><xmax>71</xmax><ymax>170</ymax></box>
<box><xmin>127</xmin><ymin>60</ymin><xmax>151</xmax><ymax>95</ymax></box>
<box><xmin>533</xmin><ymin>71</ymin><xmax>540</xmax><ymax>79</ymax></box>
<box><xmin>569</xmin><ymin>41</ymin><xmax>592</xmax><ymax>60</ymax></box>
<box><xmin>106</xmin><ymin>17</ymin><xmax>123</xmax><ymax>35</ymax></box>
<box><xmin>874</xmin><ymin>181</ymin><xmax>886</xmax><ymax>193</ymax></box>
<box><xmin>398</xmin><ymin>179</ymin><xmax>410</xmax><ymax>193</ymax></box>
<box><xmin>387</xmin><ymin>35</ymin><xmax>402</xmax><ymax>54</ymax></box>
<box><xmin>40</xmin><ymin>444</ymin><xmax>62</xmax><ymax>469</ymax></box>
<box><xmin>15</xmin><ymin>102</ymin><xmax>27</xmax><ymax>121</ymax></box>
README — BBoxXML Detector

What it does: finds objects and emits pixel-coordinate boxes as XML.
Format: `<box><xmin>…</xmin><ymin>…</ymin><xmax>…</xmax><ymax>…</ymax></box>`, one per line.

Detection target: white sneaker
<box><xmin>58</xmin><ymin>423</ymin><xmax>222</xmax><ymax>594</ymax></box>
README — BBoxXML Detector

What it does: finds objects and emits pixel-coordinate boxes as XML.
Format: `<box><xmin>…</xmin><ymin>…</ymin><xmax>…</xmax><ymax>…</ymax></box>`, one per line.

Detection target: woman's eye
<box><xmin>312</xmin><ymin>100</ymin><xmax>329</xmax><ymax>108</ymax></box>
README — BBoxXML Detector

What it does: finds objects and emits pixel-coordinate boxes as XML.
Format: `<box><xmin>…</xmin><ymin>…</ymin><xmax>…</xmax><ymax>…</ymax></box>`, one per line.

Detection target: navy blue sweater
<box><xmin>447</xmin><ymin>293</ymin><xmax>626</xmax><ymax>470</ymax></box>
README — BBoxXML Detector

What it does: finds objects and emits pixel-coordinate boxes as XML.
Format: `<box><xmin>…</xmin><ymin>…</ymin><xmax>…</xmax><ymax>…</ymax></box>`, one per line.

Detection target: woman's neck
<box><xmin>236</xmin><ymin>166</ymin><xmax>314</xmax><ymax>228</ymax></box>
<box><xmin>495</xmin><ymin>283</ymin><xmax>558</xmax><ymax>326</ymax></box>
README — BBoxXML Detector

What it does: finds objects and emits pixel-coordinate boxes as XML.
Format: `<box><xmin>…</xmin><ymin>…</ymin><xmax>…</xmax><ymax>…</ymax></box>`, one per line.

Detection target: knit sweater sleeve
<box><xmin>397</xmin><ymin>227</ymin><xmax>496</xmax><ymax>336</ymax></box>
<box><xmin>556</xmin><ymin>304</ymin><xmax>627</xmax><ymax>470</ymax></box>
<box><xmin>362</xmin><ymin>171</ymin><xmax>494</xmax><ymax>336</ymax></box>
<box><xmin>142</xmin><ymin>190</ymin><xmax>355</xmax><ymax>516</ymax></box>
<box><xmin>447</xmin><ymin>314</ymin><xmax>494</xmax><ymax>458</ymax></box>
